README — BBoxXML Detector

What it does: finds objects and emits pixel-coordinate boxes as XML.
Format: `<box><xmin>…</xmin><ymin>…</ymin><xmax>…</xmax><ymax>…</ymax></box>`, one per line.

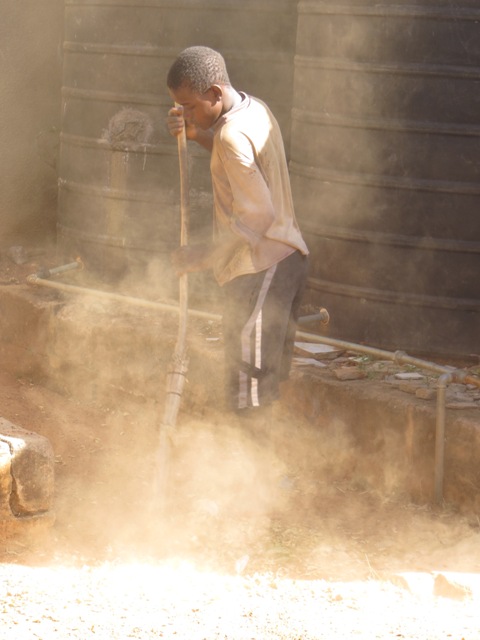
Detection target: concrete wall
<box><xmin>0</xmin><ymin>1</ymin><xmax>64</xmax><ymax>246</ymax></box>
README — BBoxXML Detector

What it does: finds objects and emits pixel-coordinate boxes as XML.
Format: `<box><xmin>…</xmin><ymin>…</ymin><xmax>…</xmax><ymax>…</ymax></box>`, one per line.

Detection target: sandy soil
<box><xmin>1</xmin><ymin>365</ymin><xmax>480</xmax><ymax>639</ymax></box>
<box><xmin>1</xmin><ymin>247</ymin><xmax>480</xmax><ymax>638</ymax></box>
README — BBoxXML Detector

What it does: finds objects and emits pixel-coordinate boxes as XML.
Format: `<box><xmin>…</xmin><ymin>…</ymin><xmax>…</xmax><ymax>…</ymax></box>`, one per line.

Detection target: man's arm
<box><xmin>171</xmin><ymin>235</ymin><xmax>245</xmax><ymax>276</ymax></box>
<box><xmin>219</xmin><ymin>130</ymin><xmax>276</xmax><ymax>244</ymax></box>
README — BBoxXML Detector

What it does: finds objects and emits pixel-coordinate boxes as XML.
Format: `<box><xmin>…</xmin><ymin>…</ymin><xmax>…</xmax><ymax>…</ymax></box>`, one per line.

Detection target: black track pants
<box><xmin>222</xmin><ymin>250</ymin><xmax>309</xmax><ymax>412</ymax></box>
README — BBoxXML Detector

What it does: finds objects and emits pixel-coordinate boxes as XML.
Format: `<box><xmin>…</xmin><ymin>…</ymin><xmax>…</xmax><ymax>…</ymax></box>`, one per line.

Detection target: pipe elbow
<box><xmin>26</xmin><ymin>274</ymin><xmax>39</xmax><ymax>285</ymax></box>
<box><xmin>393</xmin><ymin>350</ymin><xmax>407</xmax><ymax>365</ymax></box>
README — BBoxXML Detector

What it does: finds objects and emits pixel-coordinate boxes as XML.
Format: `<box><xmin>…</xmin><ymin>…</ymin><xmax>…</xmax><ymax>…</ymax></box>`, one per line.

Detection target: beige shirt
<box><xmin>210</xmin><ymin>93</ymin><xmax>309</xmax><ymax>286</ymax></box>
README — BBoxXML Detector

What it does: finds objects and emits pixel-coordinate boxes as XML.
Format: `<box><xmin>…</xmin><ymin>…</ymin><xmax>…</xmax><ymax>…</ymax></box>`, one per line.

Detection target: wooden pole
<box><xmin>155</xmin><ymin>107</ymin><xmax>190</xmax><ymax>510</ymax></box>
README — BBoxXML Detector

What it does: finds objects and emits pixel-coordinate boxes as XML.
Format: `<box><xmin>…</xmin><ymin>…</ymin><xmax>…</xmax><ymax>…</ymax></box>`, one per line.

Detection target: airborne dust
<box><xmin>1</xmin><ymin>1</ymin><xmax>480</xmax><ymax>638</ymax></box>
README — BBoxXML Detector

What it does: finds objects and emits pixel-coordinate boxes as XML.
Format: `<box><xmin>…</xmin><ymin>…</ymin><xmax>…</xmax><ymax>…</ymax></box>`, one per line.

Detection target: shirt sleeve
<box><xmin>217</xmin><ymin>128</ymin><xmax>275</xmax><ymax>246</ymax></box>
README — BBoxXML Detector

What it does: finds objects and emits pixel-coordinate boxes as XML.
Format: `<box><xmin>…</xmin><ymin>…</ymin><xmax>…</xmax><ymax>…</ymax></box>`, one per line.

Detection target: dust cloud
<box><xmin>41</xmin><ymin>381</ymin><xmax>363</xmax><ymax>578</ymax></box>
<box><xmin>2</xmin><ymin>324</ymin><xmax>480</xmax><ymax>637</ymax></box>
<box><xmin>11</xmin><ymin>311</ymin><xmax>354</xmax><ymax>574</ymax></box>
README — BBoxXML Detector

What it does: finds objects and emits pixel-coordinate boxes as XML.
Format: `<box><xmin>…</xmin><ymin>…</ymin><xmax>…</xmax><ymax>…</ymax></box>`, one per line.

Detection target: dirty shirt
<box><xmin>210</xmin><ymin>93</ymin><xmax>309</xmax><ymax>286</ymax></box>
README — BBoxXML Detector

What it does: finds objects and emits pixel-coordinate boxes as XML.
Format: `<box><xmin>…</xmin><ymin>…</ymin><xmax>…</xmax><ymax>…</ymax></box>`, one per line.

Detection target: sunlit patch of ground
<box><xmin>1</xmin><ymin>559</ymin><xmax>480</xmax><ymax>639</ymax></box>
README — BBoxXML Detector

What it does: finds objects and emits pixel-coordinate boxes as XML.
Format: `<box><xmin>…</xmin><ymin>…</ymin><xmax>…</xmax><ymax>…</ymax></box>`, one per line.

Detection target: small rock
<box><xmin>235</xmin><ymin>554</ymin><xmax>250</xmax><ymax>575</ymax></box>
<box><xmin>416</xmin><ymin>387</ymin><xmax>437</xmax><ymax>401</ymax></box>
<box><xmin>383</xmin><ymin>573</ymin><xmax>411</xmax><ymax>592</ymax></box>
<box><xmin>371</xmin><ymin>360</ymin><xmax>392</xmax><ymax>371</ymax></box>
<box><xmin>371</xmin><ymin>361</ymin><xmax>396</xmax><ymax>375</ymax></box>
<box><xmin>433</xmin><ymin>573</ymin><xmax>472</xmax><ymax>600</ymax></box>
<box><xmin>446</xmin><ymin>402</ymin><xmax>479</xmax><ymax>410</ymax></box>
<box><xmin>395</xmin><ymin>372</ymin><xmax>424</xmax><ymax>380</ymax></box>
<box><xmin>447</xmin><ymin>383</ymin><xmax>470</xmax><ymax>394</ymax></box>
<box><xmin>334</xmin><ymin>367</ymin><xmax>367</xmax><ymax>381</ymax></box>
<box><xmin>448</xmin><ymin>392</ymin><xmax>476</xmax><ymax>403</ymax></box>
<box><xmin>398</xmin><ymin>382</ymin><xmax>422</xmax><ymax>395</ymax></box>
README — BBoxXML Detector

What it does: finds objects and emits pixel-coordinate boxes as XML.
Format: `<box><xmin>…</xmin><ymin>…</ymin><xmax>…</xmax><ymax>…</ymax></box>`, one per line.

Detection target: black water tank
<box><xmin>291</xmin><ymin>1</ymin><xmax>480</xmax><ymax>359</ymax></box>
<box><xmin>58</xmin><ymin>0</ymin><xmax>296</xmax><ymax>281</ymax></box>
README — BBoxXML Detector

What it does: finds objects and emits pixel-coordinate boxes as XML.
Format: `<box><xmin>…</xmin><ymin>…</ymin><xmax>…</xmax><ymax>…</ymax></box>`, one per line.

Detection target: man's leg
<box><xmin>222</xmin><ymin>251</ymin><xmax>308</xmax><ymax>414</ymax></box>
<box><xmin>260</xmin><ymin>250</ymin><xmax>309</xmax><ymax>400</ymax></box>
<box><xmin>222</xmin><ymin>265</ymin><xmax>277</xmax><ymax>413</ymax></box>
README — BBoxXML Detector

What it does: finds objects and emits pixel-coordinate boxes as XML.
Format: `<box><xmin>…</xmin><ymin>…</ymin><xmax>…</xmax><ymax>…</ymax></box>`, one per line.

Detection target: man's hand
<box><xmin>166</xmin><ymin>106</ymin><xmax>198</xmax><ymax>141</ymax></box>
<box><xmin>171</xmin><ymin>243</ymin><xmax>214</xmax><ymax>276</ymax></box>
<box><xmin>171</xmin><ymin>236</ymin><xmax>249</xmax><ymax>277</ymax></box>
<box><xmin>166</xmin><ymin>106</ymin><xmax>214</xmax><ymax>151</ymax></box>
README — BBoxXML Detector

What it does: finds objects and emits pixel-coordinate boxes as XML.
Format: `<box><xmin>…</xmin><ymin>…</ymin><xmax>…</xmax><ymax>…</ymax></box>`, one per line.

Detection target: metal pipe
<box><xmin>435</xmin><ymin>372</ymin><xmax>451</xmax><ymax>505</ymax></box>
<box><xmin>434</xmin><ymin>368</ymin><xmax>469</xmax><ymax>505</ymax></box>
<box><xmin>28</xmin><ymin>259</ymin><xmax>82</xmax><ymax>280</ymax></box>
<box><xmin>27</xmin><ymin>275</ymin><xmax>221</xmax><ymax>322</ymax></box>
<box><xmin>28</xmin><ymin>274</ymin><xmax>480</xmax><ymax>504</ymax></box>
<box><xmin>28</xmin><ymin>277</ymin><xmax>335</xmax><ymax>330</ymax></box>
<box><xmin>295</xmin><ymin>330</ymin><xmax>479</xmax><ymax>506</ymax></box>
<box><xmin>298</xmin><ymin>307</ymin><xmax>330</xmax><ymax>326</ymax></box>
<box><xmin>296</xmin><ymin>331</ymin><xmax>480</xmax><ymax>387</ymax></box>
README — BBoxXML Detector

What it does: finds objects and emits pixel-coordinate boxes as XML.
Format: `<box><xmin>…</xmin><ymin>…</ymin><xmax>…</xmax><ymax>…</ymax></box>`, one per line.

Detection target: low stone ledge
<box><xmin>0</xmin><ymin>418</ymin><xmax>55</xmax><ymax>522</ymax></box>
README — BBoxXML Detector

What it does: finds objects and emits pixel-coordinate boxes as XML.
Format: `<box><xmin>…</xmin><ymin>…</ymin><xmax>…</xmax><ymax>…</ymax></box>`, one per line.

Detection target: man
<box><xmin>166</xmin><ymin>46</ymin><xmax>308</xmax><ymax>429</ymax></box>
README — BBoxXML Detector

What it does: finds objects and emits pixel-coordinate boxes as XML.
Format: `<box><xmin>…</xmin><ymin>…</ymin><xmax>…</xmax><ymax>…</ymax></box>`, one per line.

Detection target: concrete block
<box><xmin>334</xmin><ymin>366</ymin><xmax>367</xmax><ymax>381</ymax></box>
<box><xmin>434</xmin><ymin>573</ymin><xmax>472</xmax><ymax>601</ymax></box>
<box><xmin>0</xmin><ymin>418</ymin><xmax>54</xmax><ymax>517</ymax></box>
<box><xmin>416</xmin><ymin>387</ymin><xmax>437</xmax><ymax>401</ymax></box>
<box><xmin>0</xmin><ymin>440</ymin><xmax>13</xmax><ymax>517</ymax></box>
<box><xmin>398</xmin><ymin>382</ymin><xmax>423</xmax><ymax>395</ymax></box>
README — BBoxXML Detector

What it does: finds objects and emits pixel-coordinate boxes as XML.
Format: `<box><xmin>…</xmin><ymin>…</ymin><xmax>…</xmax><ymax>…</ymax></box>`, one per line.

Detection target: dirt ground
<box><xmin>1</xmin><ymin>364</ymin><xmax>480</xmax><ymax>639</ymax></box>
<box><xmin>1</xmin><ymin>247</ymin><xmax>480</xmax><ymax>638</ymax></box>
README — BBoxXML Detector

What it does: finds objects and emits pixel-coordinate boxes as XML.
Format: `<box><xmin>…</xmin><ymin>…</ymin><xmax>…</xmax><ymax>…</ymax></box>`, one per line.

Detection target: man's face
<box><xmin>169</xmin><ymin>84</ymin><xmax>222</xmax><ymax>130</ymax></box>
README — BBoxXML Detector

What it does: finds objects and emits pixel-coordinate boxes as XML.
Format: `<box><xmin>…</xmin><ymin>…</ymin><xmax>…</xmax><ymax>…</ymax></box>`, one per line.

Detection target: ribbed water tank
<box><xmin>291</xmin><ymin>1</ymin><xmax>480</xmax><ymax>359</ymax></box>
<box><xmin>58</xmin><ymin>0</ymin><xmax>296</xmax><ymax>281</ymax></box>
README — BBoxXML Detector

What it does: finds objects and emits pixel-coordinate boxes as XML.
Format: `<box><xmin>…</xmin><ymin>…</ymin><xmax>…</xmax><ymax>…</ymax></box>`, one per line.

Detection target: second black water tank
<box><xmin>291</xmin><ymin>0</ymin><xmax>480</xmax><ymax>358</ymax></box>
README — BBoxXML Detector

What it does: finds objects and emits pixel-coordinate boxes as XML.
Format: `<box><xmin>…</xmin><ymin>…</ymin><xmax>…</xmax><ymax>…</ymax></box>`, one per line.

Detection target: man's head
<box><xmin>167</xmin><ymin>46</ymin><xmax>230</xmax><ymax>94</ymax></box>
<box><xmin>167</xmin><ymin>46</ymin><xmax>232</xmax><ymax>130</ymax></box>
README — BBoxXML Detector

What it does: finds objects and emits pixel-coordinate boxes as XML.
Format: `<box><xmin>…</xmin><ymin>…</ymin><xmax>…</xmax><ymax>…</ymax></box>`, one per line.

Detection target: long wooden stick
<box><xmin>176</xmin><ymin>104</ymin><xmax>190</xmax><ymax>358</ymax></box>
<box><xmin>155</xmin><ymin>108</ymin><xmax>190</xmax><ymax>510</ymax></box>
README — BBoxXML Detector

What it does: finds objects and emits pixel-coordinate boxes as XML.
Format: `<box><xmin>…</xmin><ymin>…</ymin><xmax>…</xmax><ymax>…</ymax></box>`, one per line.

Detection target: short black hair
<box><xmin>167</xmin><ymin>46</ymin><xmax>231</xmax><ymax>94</ymax></box>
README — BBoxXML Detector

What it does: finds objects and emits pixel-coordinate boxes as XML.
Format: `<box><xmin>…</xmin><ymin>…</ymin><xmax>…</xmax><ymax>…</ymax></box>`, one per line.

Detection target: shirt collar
<box><xmin>213</xmin><ymin>92</ymin><xmax>249</xmax><ymax>131</ymax></box>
